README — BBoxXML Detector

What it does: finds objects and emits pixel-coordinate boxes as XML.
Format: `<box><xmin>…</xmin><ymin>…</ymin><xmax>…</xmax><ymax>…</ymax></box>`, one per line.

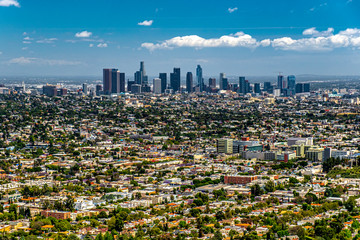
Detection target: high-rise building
<box><xmin>103</xmin><ymin>68</ymin><xmax>124</xmax><ymax>95</ymax></box>
<box><xmin>159</xmin><ymin>73</ymin><xmax>167</xmax><ymax>93</ymax></box>
<box><xmin>245</xmin><ymin>80</ymin><xmax>250</xmax><ymax>94</ymax></box>
<box><xmin>83</xmin><ymin>83</ymin><xmax>88</xmax><ymax>95</ymax></box>
<box><xmin>119</xmin><ymin>72</ymin><xmax>125</xmax><ymax>93</ymax></box>
<box><xmin>134</xmin><ymin>71</ymin><xmax>142</xmax><ymax>85</ymax></box>
<box><xmin>295</xmin><ymin>83</ymin><xmax>303</xmax><ymax>93</ymax></box>
<box><xmin>295</xmin><ymin>83</ymin><xmax>311</xmax><ymax>93</ymax></box>
<box><xmin>170</xmin><ymin>68</ymin><xmax>181</xmax><ymax>92</ymax></box>
<box><xmin>221</xmin><ymin>78</ymin><xmax>229</xmax><ymax>90</ymax></box>
<box><xmin>239</xmin><ymin>76</ymin><xmax>246</xmax><ymax>94</ymax></box>
<box><xmin>153</xmin><ymin>78</ymin><xmax>162</xmax><ymax>94</ymax></box>
<box><xmin>111</xmin><ymin>70</ymin><xmax>120</xmax><ymax>94</ymax></box>
<box><xmin>196</xmin><ymin>65</ymin><xmax>203</xmax><ymax>92</ymax></box>
<box><xmin>254</xmin><ymin>83</ymin><xmax>261</xmax><ymax>94</ymax></box>
<box><xmin>96</xmin><ymin>85</ymin><xmax>102</xmax><ymax>96</ymax></box>
<box><xmin>264</xmin><ymin>82</ymin><xmax>273</xmax><ymax>93</ymax></box>
<box><xmin>103</xmin><ymin>69</ymin><xmax>115</xmax><ymax>95</ymax></box>
<box><xmin>219</xmin><ymin>73</ymin><xmax>226</xmax><ymax>90</ymax></box>
<box><xmin>186</xmin><ymin>72</ymin><xmax>193</xmax><ymax>93</ymax></box>
<box><xmin>287</xmin><ymin>75</ymin><xmax>296</xmax><ymax>90</ymax></box>
<box><xmin>303</xmin><ymin>83</ymin><xmax>310</xmax><ymax>92</ymax></box>
<box><xmin>277</xmin><ymin>75</ymin><xmax>284</xmax><ymax>90</ymax></box>
<box><xmin>208</xmin><ymin>78</ymin><xmax>216</xmax><ymax>89</ymax></box>
<box><xmin>127</xmin><ymin>80</ymin><xmax>135</xmax><ymax>92</ymax></box>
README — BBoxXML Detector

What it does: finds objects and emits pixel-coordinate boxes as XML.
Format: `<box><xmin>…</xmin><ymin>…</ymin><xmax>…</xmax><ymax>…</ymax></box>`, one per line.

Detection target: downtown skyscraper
<box><xmin>170</xmin><ymin>68</ymin><xmax>181</xmax><ymax>92</ymax></box>
<box><xmin>103</xmin><ymin>69</ymin><xmax>125</xmax><ymax>95</ymax></box>
<box><xmin>196</xmin><ymin>65</ymin><xmax>204</xmax><ymax>92</ymax></box>
<box><xmin>186</xmin><ymin>72</ymin><xmax>193</xmax><ymax>93</ymax></box>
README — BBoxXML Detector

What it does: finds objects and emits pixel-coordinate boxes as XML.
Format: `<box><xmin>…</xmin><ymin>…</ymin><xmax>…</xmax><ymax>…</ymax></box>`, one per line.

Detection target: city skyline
<box><xmin>0</xmin><ymin>0</ymin><xmax>360</xmax><ymax>76</ymax></box>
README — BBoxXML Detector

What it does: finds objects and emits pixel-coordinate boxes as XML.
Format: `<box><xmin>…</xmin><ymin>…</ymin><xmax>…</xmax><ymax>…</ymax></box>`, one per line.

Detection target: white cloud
<box><xmin>75</xmin><ymin>31</ymin><xmax>92</xmax><ymax>38</ymax></box>
<box><xmin>228</xmin><ymin>7</ymin><xmax>238</xmax><ymax>13</ymax></box>
<box><xmin>272</xmin><ymin>28</ymin><xmax>360</xmax><ymax>51</ymax></box>
<box><xmin>142</xmin><ymin>28</ymin><xmax>360</xmax><ymax>52</ymax></box>
<box><xmin>303</xmin><ymin>27</ymin><xmax>334</xmax><ymax>37</ymax></box>
<box><xmin>89</xmin><ymin>44</ymin><xmax>94</xmax><ymax>47</ymax></box>
<box><xmin>36</xmin><ymin>38</ymin><xmax>57</xmax><ymax>44</ymax></box>
<box><xmin>22</xmin><ymin>41</ymin><xmax>31</xmax><ymax>44</ymax></box>
<box><xmin>0</xmin><ymin>0</ymin><xmax>20</xmax><ymax>7</ymax></box>
<box><xmin>97</xmin><ymin>43</ymin><xmax>108</xmax><ymax>48</ymax></box>
<box><xmin>8</xmin><ymin>57</ymin><xmax>82</xmax><ymax>65</ymax></box>
<box><xmin>142</xmin><ymin>32</ymin><xmax>269</xmax><ymax>51</ymax></box>
<box><xmin>138</xmin><ymin>20</ymin><xmax>153</xmax><ymax>26</ymax></box>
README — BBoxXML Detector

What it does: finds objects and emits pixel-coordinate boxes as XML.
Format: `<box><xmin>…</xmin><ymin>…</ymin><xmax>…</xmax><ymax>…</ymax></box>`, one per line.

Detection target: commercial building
<box><xmin>196</xmin><ymin>65</ymin><xmax>204</xmax><ymax>92</ymax></box>
<box><xmin>186</xmin><ymin>72</ymin><xmax>193</xmax><ymax>93</ymax></box>
<box><xmin>170</xmin><ymin>68</ymin><xmax>181</xmax><ymax>92</ymax></box>
<box><xmin>224</xmin><ymin>175</ymin><xmax>258</xmax><ymax>184</ymax></box>
<box><xmin>153</xmin><ymin>78</ymin><xmax>162</xmax><ymax>94</ymax></box>
<box><xmin>159</xmin><ymin>73</ymin><xmax>167</xmax><ymax>93</ymax></box>
<box><xmin>217</xmin><ymin>139</ymin><xmax>233</xmax><ymax>154</ymax></box>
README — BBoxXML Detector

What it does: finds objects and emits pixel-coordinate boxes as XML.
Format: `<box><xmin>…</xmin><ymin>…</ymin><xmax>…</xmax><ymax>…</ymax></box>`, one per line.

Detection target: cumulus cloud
<box><xmin>228</xmin><ymin>7</ymin><xmax>238</xmax><ymax>13</ymax></box>
<box><xmin>272</xmin><ymin>28</ymin><xmax>360</xmax><ymax>51</ymax></box>
<box><xmin>97</xmin><ymin>43</ymin><xmax>108</xmax><ymax>48</ymax></box>
<box><xmin>142</xmin><ymin>32</ymin><xmax>270</xmax><ymax>51</ymax></box>
<box><xmin>8</xmin><ymin>57</ymin><xmax>82</xmax><ymax>65</ymax></box>
<box><xmin>142</xmin><ymin>28</ymin><xmax>360</xmax><ymax>52</ymax></box>
<box><xmin>303</xmin><ymin>27</ymin><xmax>334</xmax><ymax>37</ymax></box>
<box><xmin>138</xmin><ymin>20</ymin><xmax>153</xmax><ymax>26</ymax></box>
<box><xmin>75</xmin><ymin>31</ymin><xmax>92</xmax><ymax>38</ymax></box>
<box><xmin>89</xmin><ymin>44</ymin><xmax>94</xmax><ymax>47</ymax></box>
<box><xmin>0</xmin><ymin>0</ymin><xmax>20</xmax><ymax>7</ymax></box>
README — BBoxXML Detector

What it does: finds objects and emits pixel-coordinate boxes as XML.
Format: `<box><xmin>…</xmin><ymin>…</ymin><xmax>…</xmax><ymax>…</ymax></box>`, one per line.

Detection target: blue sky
<box><xmin>0</xmin><ymin>0</ymin><xmax>360</xmax><ymax>76</ymax></box>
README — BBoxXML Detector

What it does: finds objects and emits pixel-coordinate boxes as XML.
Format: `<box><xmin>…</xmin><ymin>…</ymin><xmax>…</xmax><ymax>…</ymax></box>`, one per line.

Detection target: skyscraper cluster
<box><xmin>102</xmin><ymin>61</ymin><xmax>310</xmax><ymax>96</ymax></box>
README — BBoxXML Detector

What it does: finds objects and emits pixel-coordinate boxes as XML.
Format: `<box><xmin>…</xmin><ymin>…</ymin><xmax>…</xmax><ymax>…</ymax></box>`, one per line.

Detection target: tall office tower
<box><xmin>134</xmin><ymin>71</ymin><xmax>142</xmax><ymax>85</ymax></box>
<box><xmin>219</xmin><ymin>73</ymin><xmax>226</xmax><ymax>89</ymax></box>
<box><xmin>286</xmin><ymin>75</ymin><xmax>296</xmax><ymax>96</ymax></box>
<box><xmin>245</xmin><ymin>80</ymin><xmax>250</xmax><ymax>94</ymax></box>
<box><xmin>221</xmin><ymin>78</ymin><xmax>229</xmax><ymax>90</ymax></box>
<box><xmin>303</xmin><ymin>83</ymin><xmax>310</xmax><ymax>92</ymax></box>
<box><xmin>209</xmin><ymin>78</ymin><xmax>216</xmax><ymax>89</ymax></box>
<box><xmin>196</xmin><ymin>65</ymin><xmax>203</xmax><ymax>92</ymax></box>
<box><xmin>140</xmin><ymin>61</ymin><xmax>146</xmax><ymax>79</ymax></box>
<box><xmin>96</xmin><ymin>84</ymin><xmax>102</xmax><ymax>96</ymax></box>
<box><xmin>153</xmin><ymin>78</ymin><xmax>162</xmax><ymax>94</ymax></box>
<box><xmin>111</xmin><ymin>70</ymin><xmax>120</xmax><ymax>94</ymax></box>
<box><xmin>277</xmin><ymin>75</ymin><xmax>284</xmax><ymax>89</ymax></box>
<box><xmin>119</xmin><ymin>72</ymin><xmax>125</xmax><ymax>93</ymax></box>
<box><xmin>82</xmin><ymin>83</ymin><xmax>88</xmax><ymax>94</ymax></box>
<box><xmin>295</xmin><ymin>83</ymin><xmax>303</xmax><ymax>93</ymax></box>
<box><xmin>159</xmin><ymin>73</ymin><xmax>167</xmax><ymax>93</ymax></box>
<box><xmin>138</xmin><ymin>61</ymin><xmax>149</xmax><ymax>86</ymax></box>
<box><xmin>287</xmin><ymin>75</ymin><xmax>296</xmax><ymax>90</ymax></box>
<box><xmin>170</xmin><ymin>68</ymin><xmax>181</xmax><ymax>92</ymax></box>
<box><xmin>254</xmin><ymin>83</ymin><xmax>261</xmax><ymax>94</ymax></box>
<box><xmin>186</xmin><ymin>72</ymin><xmax>193</xmax><ymax>93</ymax></box>
<box><xmin>263</xmin><ymin>82</ymin><xmax>272</xmax><ymax>93</ymax></box>
<box><xmin>127</xmin><ymin>80</ymin><xmax>135</xmax><ymax>92</ymax></box>
<box><xmin>239</xmin><ymin>76</ymin><xmax>246</xmax><ymax>94</ymax></box>
<box><xmin>103</xmin><ymin>68</ymin><xmax>119</xmax><ymax>95</ymax></box>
